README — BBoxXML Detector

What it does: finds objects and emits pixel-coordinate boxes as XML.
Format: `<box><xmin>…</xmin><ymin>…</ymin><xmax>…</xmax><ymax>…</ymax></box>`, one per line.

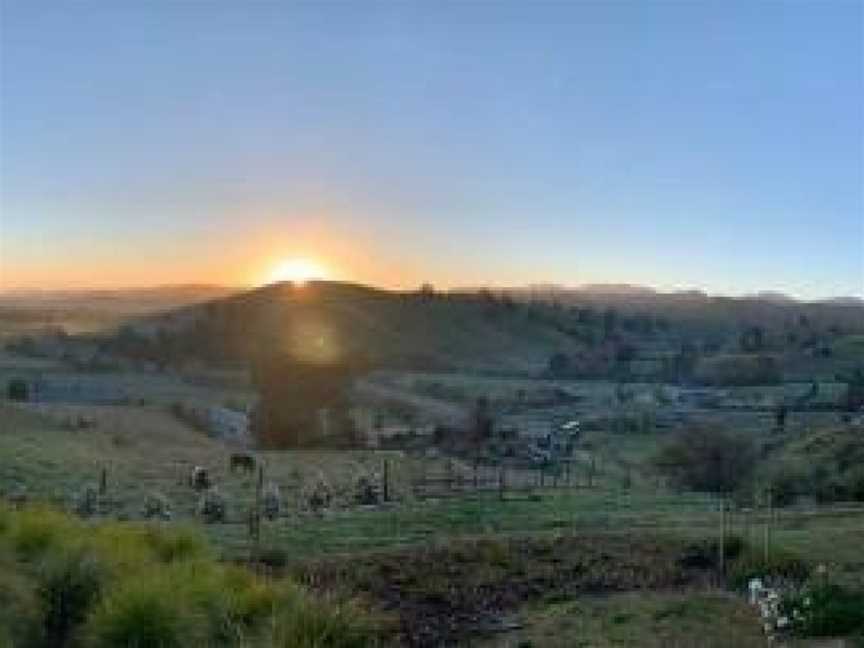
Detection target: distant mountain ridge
<box><xmin>73</xmin><ymin>279</ymin><xmax>864</xmax><ymax>377</ymax></box>
<box><xmin>457</xmin><ymin>283</ymin><xmax>862</xmax><ymax>305</ymax></box>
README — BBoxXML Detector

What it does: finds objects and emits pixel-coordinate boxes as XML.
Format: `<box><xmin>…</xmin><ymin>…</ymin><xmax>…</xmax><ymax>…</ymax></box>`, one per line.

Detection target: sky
<box><xmin>1</xmin><ymin>1</ymin><xmax>862</xmax><ymax>298</ymax></box>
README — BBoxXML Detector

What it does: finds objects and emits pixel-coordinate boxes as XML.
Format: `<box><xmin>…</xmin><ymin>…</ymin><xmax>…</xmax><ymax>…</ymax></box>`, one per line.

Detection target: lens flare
<box><xmin>267</xmin><ymin>258</ymin><xmax>327</xmax><ymax>285</ymax></box>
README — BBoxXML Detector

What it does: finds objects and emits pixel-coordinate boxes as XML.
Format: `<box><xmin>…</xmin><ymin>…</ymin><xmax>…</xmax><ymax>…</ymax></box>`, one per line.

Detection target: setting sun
<box><xmin>266</xmin><ymin>258</ymin><xmax>328</xmax><ymax>285</ymax></box>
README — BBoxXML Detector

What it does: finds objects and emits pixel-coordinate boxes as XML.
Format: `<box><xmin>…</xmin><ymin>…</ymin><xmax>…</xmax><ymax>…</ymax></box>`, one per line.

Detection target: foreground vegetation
<box><xmin>0</xmin><ymin>505</ymin><xmax>379</xmax><ymax>648</ymax></box>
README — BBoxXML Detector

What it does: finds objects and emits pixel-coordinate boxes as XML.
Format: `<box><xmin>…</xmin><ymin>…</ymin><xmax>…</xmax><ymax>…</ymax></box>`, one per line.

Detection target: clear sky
<box><xmin>1</xmin><ymin>1</ymin><xmax>862</xmax><ymax>298</ymax></box>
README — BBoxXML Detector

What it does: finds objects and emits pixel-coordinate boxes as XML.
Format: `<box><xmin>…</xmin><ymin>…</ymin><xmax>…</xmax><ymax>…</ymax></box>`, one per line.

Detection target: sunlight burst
<box><xmin>267</xmin><ymin>258</ymin><xmax>328</xmax><ymax>285</ymax></box>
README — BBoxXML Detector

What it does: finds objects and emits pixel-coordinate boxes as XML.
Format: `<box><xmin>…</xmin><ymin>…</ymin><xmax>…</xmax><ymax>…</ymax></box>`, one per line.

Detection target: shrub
<box><xmin>726</xmin><ymin>547</ymin><xmax>810</xmax><ymax>591</ymax></box>
<box><xmin>781</xmin><ymin>581</ymin><xmax>864</xmax><ymax>637</ymax></box>
<box><xmin>7</xmin><ymin>506</ymin><xmax>81</xmax><ymax>560</ymax></box>
<box><xmin>693</xmin><ymin>354</ymin><xmax>781</xmax><ymax>386</ymax></box>
<box><xmin>0</xmin><ymin>555</ymin><xmax>39</xmax><ymax>648</ymax></box>
<box><xmin>0</xmin><ymin>506</ymin><xmax>380</xmax><ymax>646</ymax></box>
<box><xmin>262</xmin><ymin>581</ymin><xmax>380</xmax><ymax>648</ymax></box>
<box><xmin>35</xmin><ymin>549</ymin><xmax>108</xmax><ymax>647</ymax></box>
<box><xmin>678</xmin><ymin>534</ymin><xmax>744</xmax><ymax>570</ymax></box>
<box><xmin>84</xmin><ymin>568</ymin><xmax>207</xmax><ymax>648</ymax></box>
<box><xmin>654</xmin><ymin>427</ymin><xmax>757</xmax><ymax>494</ymax></box>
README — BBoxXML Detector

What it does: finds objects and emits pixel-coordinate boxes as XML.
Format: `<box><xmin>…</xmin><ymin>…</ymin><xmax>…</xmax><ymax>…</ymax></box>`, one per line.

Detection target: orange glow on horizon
<box><xmin>264</xmin><ymin>258</ymin><xmax>329</xmax><ymax>286</ymax></box>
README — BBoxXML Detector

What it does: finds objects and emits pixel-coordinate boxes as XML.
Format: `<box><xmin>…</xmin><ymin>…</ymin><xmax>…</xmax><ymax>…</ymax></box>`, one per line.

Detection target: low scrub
<box><xmin>654</xmin><ymin>427</ymin><xmax>757</xmax><ymax>495</ymax></box>
<box><xmin>764</xmin><ymin>426</ymin><xmax>864</xmax><ymax>505</ymax></box>
<box><xmin>693</xmin><ymin>353</ymin><xmax>781</xmax><ymax>386</ymax></box>
<box><xmin>781</xmin><ymin>580</ymin><xmax>864</xmax><ymax>638</ymax></box>
<box><xmin>0</xmin><ymin>504</ymin><xmax>379</xmax><ymax>647</ymax></box>
<box><xmin>726</xmin><ymin>547</ymin><xmax>810</xmax><ymax>591</ymax></box>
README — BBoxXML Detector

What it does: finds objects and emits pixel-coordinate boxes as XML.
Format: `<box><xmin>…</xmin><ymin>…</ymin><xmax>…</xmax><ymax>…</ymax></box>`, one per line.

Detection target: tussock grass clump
<box><xmin>726</xmin><ymin>546</ymin><xmax>810</xmax><ymax>591</ymax></box>
<box><xmin>0</xmin><ymin>504</ymin><xmax>380</xmax><ymax>647</ymax></box>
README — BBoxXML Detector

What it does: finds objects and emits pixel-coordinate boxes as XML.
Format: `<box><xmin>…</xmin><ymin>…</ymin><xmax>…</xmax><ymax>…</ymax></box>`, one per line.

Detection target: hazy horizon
<box><xmin>1</xmin><ymin>277</ymin><xmax>862</xmax><ymax>304</ymax></box>
<box><xmin>1</xmin><ymin>1</ymin><xmax>862</xmax><ymax>298</ymax></box>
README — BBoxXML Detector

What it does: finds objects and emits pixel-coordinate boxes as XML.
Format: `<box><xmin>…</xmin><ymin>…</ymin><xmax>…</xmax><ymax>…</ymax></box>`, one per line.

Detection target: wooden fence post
<box><xmin>250</xmin><ymin>465</ymin><xmax>264</xmax><ymax>553</ymax></box>
<box><xmin>719</xmin><ymin>498</ymin><xmax>726</xmax><ymax>576</ymax></box>
<box><xmin>473</xmin><ymin>458</ymin><xmax>478</xmax><ymax>490</ymax></box>
<box><xmin>447</xmin><ymin>459</ymin><xmax>454</xmax><ymax>493</ymax></box>
<box><xmin>99</xmin><ymin>466</ymin><xmax>108</xmax><ymax>496</ymax></box>
<box><xmin>764</xmin><ymin>488</ymin><xmax>773</xmax><ymax>564</ymax></box>
<box><xmin>498</xmin><ymin>467</ymin><xmax>505</xmax><ymax>501</ymax></box>
<box><xmin>383</xmin><ymin>459</ymin><xmax>390</xmax><ymax>502</ymax></box>
<box><xmin>588</xmin><ymin>455</ymin><xmax>595</xmax><ymax>488</ymax></box>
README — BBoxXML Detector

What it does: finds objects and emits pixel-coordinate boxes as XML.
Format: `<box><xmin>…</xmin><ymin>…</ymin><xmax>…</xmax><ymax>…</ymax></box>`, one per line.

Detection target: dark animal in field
<box><xmin>190</xmin><ymin>466</ymin><xmax>211</xmax><ymax>491</ymax></box>
<box><xmin>229</xmin><ymin>452</ymin><xmax>256</xmax><ymax>474</ymax></box>
<box><xmin>197</xmin><ymin>488</ymin><xmax>226</xmax><ymax>523</ymax></box>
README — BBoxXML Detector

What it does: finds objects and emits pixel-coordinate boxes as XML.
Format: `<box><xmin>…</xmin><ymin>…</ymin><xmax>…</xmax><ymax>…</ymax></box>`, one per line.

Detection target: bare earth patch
<box><xmin>294</xmin><ymin>533</ymin><xmax>721</xmax><ymax>646</ymax></box>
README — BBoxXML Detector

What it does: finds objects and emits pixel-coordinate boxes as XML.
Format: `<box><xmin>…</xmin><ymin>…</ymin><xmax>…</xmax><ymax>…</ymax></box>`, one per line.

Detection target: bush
<box><xmin>36</xmin><ymin>549</ymin><xmax>108</xmax><ymax>647</ymax></box>
<box><xmin>693</xmin><ymin>354</ymin><xmax>781</xmax><ymax>386</ymax></box>
<box><xmin>654</xmin><ymin>427</ymin><xmax>757</xmax><ymax>494</ymax></box>
<box><xmin>678</xmin><ymin>534</ymin><xmax>744</xmax><ymax>569</ymax></box>
<box><xmin>84</xmin><ymin>568</ymin><xmax>207</xmax><ymax>648</ymax></box>
<box><xmin>726</xmin><ymin>547</ymin><xmax>810</xmax><ymax>591</ymax></box>
<box><xmin>0</xmin><ymin>555</ymin><xmax>38</xmax><ymax>648</ymax></box>
<box><xmin>0</xmin><ymin>505</ymin><xmax>379</xmax><ymax>647</ymax></box>
<box><xmin>781</xmin><ymin>581</ymin><xmax>864</xmax><ymax>637</ymax></box>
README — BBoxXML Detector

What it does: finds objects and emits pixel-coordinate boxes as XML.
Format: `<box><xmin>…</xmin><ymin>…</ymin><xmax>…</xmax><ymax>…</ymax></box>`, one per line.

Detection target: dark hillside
<box><xmin>26</xmin><ymin>281</ymin><xmax>864</xmax><ymax>381</ymax></box>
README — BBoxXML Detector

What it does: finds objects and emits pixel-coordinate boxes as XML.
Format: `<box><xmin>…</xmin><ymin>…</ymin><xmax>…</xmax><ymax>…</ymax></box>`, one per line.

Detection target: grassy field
<box><xmin>484</xmin><ymin>591</ymin><xmax>767</xmax><ymax>648</ymax></box>
<box><xmin>3</xmin><ymin>400</ymin><xmax>862</xmax><ymax>567</ymax></box>
<box><xmin>3</xmin><ymin>391</ymin><xmax>864</xmax><ymax>646</ymax></box>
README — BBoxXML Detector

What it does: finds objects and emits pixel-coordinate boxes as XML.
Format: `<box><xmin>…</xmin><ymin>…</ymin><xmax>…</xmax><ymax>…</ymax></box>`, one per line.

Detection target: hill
<box><xmin>121</xmin><ymin>281</ymin><xmax>592</xmax><ymax>373</ymax></box>
<box><xmin>0</xmin><ymin>285</ymin><xmax>239</xmax><ymax>340</ymax></box>
<box><xmin>10</xmin><ymin>280</ymin><xmax>864</xmax><ymax>379</ymax></box>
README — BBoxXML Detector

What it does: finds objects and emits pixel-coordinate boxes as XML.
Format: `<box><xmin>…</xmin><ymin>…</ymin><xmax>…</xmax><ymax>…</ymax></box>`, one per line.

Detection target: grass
<box><xmin>0</xmin><ymin>504</ymin><xmax>381</xmax><ymax>647</ymax></box>
<box><xmin>4</xmin><ymin>401</ymin><xmax>864</xmax><ymax>583</ymax></box>
<box><xmin>485</xmin><ymin>591</ymin><xmax>767</xmax><ymax>648</ymax></box>
<box><xmin>4</xmin><ymin>389</ymin><xmax>864</xmax><ymax>645</ymax></box>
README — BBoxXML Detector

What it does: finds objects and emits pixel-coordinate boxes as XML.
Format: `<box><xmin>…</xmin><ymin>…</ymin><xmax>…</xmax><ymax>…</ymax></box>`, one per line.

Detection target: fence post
<box><xmin>540</xmin><ymin>466</ymin><xmax>545</xmax><ymax>489</ymax></box>
<box><xmin>498</xmin><ymin>467</ymin><xmax>505</xmax><ymax>501</ymax></box>
<box><xmin>383</xmin><ymin>459</ymin><xmax>390</xmax><ymax>502</ymax></box>
<box><xmin>447</xmin><ymin>459</ymin><xmax>454</xmax><ymax>493</ymax></box>
<box><xmin>719</xmin><ymin>497</ymin><xmax>726</xmax><ymax>576</ymax></box>
<box><xmin>473</xmin><ymin>458</ymin><xmax>478</xmax><ymax>490</ymax></box>
<box><xmin>764</xmin><ymin>488</ymin><xmax>773</xmax><ymax>564</ymax></box>
<box><xmin>417</xmin><ymin>458</ymin><xmax>427</xmax><ymax>498</ymax></box>
<box><xmin>251</xmin><ymin>465</ymin><xmax>264</xmax><ymax>553</ymax></box>
<box><xmin>588</xmin><ymin>455</ymin><xmax>595</xmax><ymax>488</ymax></box>
<box><xmin>99</xmin><ymin>466</ymin><xmax>108</xmax><ymax>496</ymax></box>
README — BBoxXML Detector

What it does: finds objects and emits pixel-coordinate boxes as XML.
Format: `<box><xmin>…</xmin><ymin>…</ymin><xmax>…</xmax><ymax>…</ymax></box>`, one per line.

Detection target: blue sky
<box><xmin>1</xmin><ymin>1</ymin><xmax>862</xmax><ymax>297</ymax></box>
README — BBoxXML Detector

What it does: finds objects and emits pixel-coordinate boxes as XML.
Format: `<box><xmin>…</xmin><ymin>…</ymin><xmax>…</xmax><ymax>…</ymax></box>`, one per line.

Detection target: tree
<box><xmin>774</xmin><ymin>404</ymin><xmax>788</xmax><ymax>431</ymax></box>
<box><xmin>7</xmin><ymin>378</ymin><xmax>28</xmax><ymax>402</ymax></box>
<box><xmin>469</xmin><ymin>396</ymin><xmax>494</xmax><ymax>451</ymax></box>
<box><xmin>837</xmin><ymin>367</ymin><xmax>864</xmax><ymax>413</ymax></box>
<box><xmin>547</xmin><ymin>352</ymin><xmax>570</xmax><ymax>377</ymax></box>
<box><xmin>654</xmin><ymin>427</ymin><xmax>757</xmax><ymax>494</ymax></box>
<box><xmin>739</xmin><ymin>325</ymin><xmax>765</xmax><ymax>353</ymax></box>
